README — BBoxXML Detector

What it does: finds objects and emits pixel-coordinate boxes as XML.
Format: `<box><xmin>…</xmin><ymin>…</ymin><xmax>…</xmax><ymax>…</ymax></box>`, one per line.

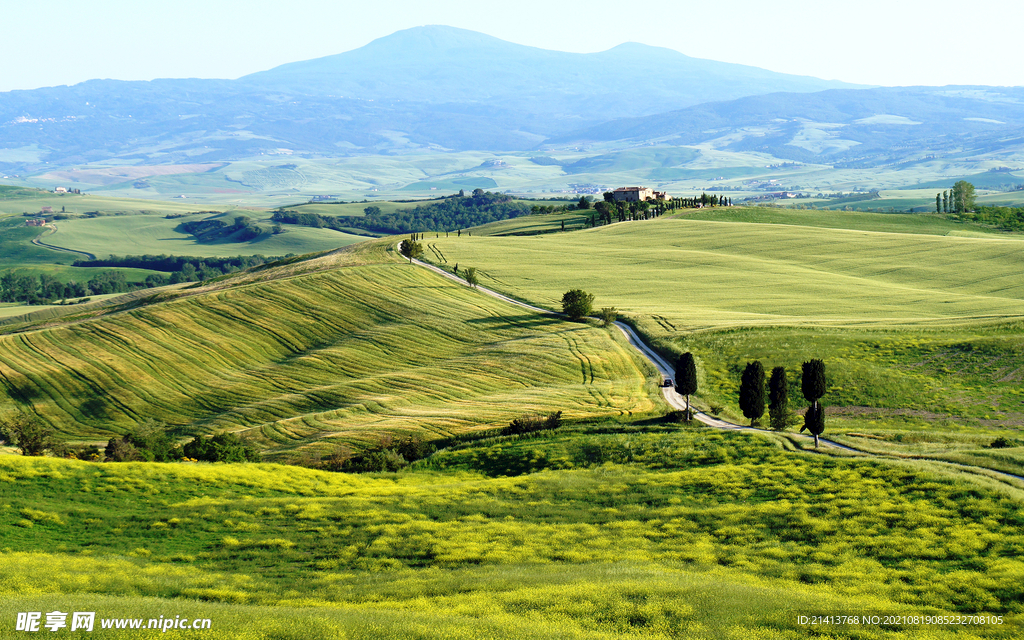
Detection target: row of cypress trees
<box><xmin>675</xmin><ymin>354</ymin><xmax>828</xmax><ymax>447</ymax></box>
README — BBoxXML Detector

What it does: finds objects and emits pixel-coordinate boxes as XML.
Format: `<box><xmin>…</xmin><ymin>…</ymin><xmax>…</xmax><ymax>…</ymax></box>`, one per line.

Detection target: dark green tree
<box><xmin>942</xmin><ymin>190</ymin><xmax>949</xmax><ymax>213</ymax></box>
<box><xmin>768</xmin><ymin>366</ymin><xmax>789</xmax><ymax>431</ymax></box>
<box><xmin>463</xmin><ymin>267</ymin><xmax>479</xmax><ymax>288</ymax></box>
<box><xmin>399</xmin><ymin>238</ymin><xmax>423</xmax><ymax>263</ymax></box>
<box><xmin>936</xmin><ymin>193</ymin><xmax>942</xmax><ymax>214</ymax></box>
<box><xmin>951</xmin><ymin>180</ymin><xmax>976</xmax><ymax>214</ymax></box>
<box><xmin>561</xmin><ymin>289</ymin><xmax>594</xmax><ymax>321</ymax></box>
<box><xmin>578</xmin><ymin>196</ymin><xmax>591</xmax><ymax>210</ymax></box>
<box><xmin>739</xmin><ymin>361</ymin><xmax>766</xmax><ymax>426</ymax></box>
<box><xmin>675</xmin><ymin>352</ymin><xmax>698</xmax><ymax>419</ymax></box>
<box><xmin>801</xmin><ymin>403</ymin><xmax>826</xmax><ymax>448</ymax></box>
<box><xmin>800</xmin><ymin>359</ymin><xmax>827</xmax><ymax>446</ymax></box>
<box><xmin>0</xmin><ymin>414</ymin><xmax>56</xmax><ymax>456</ymax></box>
<box><xmin>801</xmin><ymin>359</ymin><xmax>826</xmax><ymax>410</ymax></box>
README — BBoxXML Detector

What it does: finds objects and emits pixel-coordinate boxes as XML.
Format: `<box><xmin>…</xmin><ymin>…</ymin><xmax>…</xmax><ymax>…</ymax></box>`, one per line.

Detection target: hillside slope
<box><xmin>0</xmin><ymin>240</ymin><xmax>655</xmax><ymax>456</ymax></box>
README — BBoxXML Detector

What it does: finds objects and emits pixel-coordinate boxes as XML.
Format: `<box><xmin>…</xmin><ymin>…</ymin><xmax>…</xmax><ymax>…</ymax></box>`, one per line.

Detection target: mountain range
<box><xmin>2</xmin><ymin>25</ymin><xmax>1022</xmax><ymax>178</ymax></box>
<box><xmin>0</xmin><ymin>26</ymin><xmax>857</xmax><ymax>169</ymax></box>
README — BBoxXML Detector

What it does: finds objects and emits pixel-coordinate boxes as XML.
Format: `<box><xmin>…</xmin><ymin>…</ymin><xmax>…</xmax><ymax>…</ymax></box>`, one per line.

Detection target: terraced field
<box><xmin>0</xmin><ymin>240</ymin><xmax>655</xmax><ymax>456</ymax></box>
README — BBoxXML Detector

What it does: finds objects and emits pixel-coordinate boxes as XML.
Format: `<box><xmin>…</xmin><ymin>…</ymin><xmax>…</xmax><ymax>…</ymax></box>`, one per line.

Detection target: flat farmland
<box><xmin>47</xmin><ymin>213</ymin><xmax>366</xmax><ymax>258</ymax></box>
<box><xmin>0</xmin><ymin>240</ymin><xmax>655</xmax><ymax>454</ymax></box>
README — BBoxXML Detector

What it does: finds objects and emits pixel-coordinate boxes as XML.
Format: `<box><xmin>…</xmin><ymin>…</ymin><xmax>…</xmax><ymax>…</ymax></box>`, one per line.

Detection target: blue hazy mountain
<box><xmin>545</xmin><ymin>86</ymin><xmax>1024</xmax><ymax>168</ymax></box>
<box><xmin>0</xmin><ymin>26</ymin><xmax>861</xmax><ymax>168</ymax></box>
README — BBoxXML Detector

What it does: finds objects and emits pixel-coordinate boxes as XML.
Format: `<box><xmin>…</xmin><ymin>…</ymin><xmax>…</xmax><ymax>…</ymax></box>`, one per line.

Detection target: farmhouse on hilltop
<box><xmin>612</xmin><ymin>186</ymin><xmax>668</xmax><ymax>203</ymax></box>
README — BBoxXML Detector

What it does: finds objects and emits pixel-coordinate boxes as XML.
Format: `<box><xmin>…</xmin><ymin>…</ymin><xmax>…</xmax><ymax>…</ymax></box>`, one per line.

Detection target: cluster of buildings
<box><xmin>610</xmin><ymin>186</ymin><xmax>669</xmax><ymax>202</ymax></box>
<box><xmin>54</xmin><ymin>187</ymin><xmax>82</xmax><ymax>194</ymax></box>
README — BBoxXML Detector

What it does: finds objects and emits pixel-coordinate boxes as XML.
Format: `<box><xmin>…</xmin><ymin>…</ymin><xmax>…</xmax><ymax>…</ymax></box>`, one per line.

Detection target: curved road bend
<box><xmin>405</xmin><ymin>247</ymin><xmax>1024</xmax><ymax>483</ymax></box>
<box><xmin>32</xmin><ymin>224</ymin><xmax>97</xmax><ymax>260</ymax></box>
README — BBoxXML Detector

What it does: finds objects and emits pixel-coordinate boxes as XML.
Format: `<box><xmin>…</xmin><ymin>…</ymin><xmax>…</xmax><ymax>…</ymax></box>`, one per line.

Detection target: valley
<box><xmin>1</xmin><ymin>187</ymin><xmax>1023</xmax><ymax>636</ymax></box>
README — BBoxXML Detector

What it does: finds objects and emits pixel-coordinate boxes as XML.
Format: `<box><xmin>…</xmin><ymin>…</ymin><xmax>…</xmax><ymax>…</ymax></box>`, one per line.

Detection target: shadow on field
<box><xmin>465</xmin><ymin>314</ymin><xmax>562</xmax><ymax>329</ymax></box>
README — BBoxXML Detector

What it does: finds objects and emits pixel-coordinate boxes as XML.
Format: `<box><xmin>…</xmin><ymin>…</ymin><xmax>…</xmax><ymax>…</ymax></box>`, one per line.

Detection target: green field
<box><xmin>426</xmin><ymin>215</ymin><xmax>1024</xmax><ymax>330</ymax></box>
<box><xmin>5</xmin><ymin>194</ymin><xmax>1024</xmax><ymax>637</ymax></box>
<box><xmin>280</xmin><ymin>201</ymin><xmax>412</xmax><ymax>217</ymax></box>
<box><xmin>416</xmin><ymin>209</ymin><xmax>1024</xmax><ymax>460</ymax></box>
<box><xmin>682</xmin><ymin>207</ymin><xmax>1018</xmax><ymax>238</ymax></box>
<box><xmin>0</xmin><ymin>240</ymin><xmax>655</xmax><ymax>455</ymax></box>
<box><xmin>2</xmin><ymin>422</ymin><xmax>1022</xmax><ymax>638</ymax></box>
<box><xmin>48</xmin><ymin>212</ymin><xmax>364</xmax><ymax>259</ymax></box>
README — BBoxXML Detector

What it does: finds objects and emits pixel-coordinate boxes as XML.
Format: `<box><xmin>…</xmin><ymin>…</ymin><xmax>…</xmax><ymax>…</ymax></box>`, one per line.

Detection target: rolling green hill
<box><xmin>422</xmin><ymin>209</ymin><xmax>1024</xmax><ymax>455</ymax></box>
<box><xmin>0</xmin><ymin>239</ymin><xmax>654</xmax><ymax>456</ymax></box>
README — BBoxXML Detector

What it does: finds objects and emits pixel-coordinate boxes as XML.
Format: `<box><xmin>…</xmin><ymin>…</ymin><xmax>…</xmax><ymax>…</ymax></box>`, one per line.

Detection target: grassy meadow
<box><xmin>49</xmin><ymin>212</ymin><xmax>363</xmax><ymax>258</ymax></box>
<box><xmin>419</xmin><ymin>208</ymin><xmax>1024</xmax><ymax>461</ymax></box>
<box><xmin>3</xmin><ymin>194</ymin><xmax>1024</xmax><ymax>637</ymax></box>
<box><xmin>1</xmin><ymin>422</ymin><xmax>1022</xmax><ymax>638</ymax></box>
<box><xmin>0</xmin><ymin>239</ymin><xmax>655</xmax><ymax>456</ymax></box>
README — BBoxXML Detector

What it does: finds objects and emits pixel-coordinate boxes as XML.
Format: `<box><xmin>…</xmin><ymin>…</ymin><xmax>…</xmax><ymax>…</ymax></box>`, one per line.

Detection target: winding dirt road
<box><xmin>31</xmin><ymin>224</ymin><xmax>97</xmax><ymax>260</ymax></box>
<box><xmin>405</xmin><ymin>246</ymin><xmax>1024</xmax><ymax>484</ymax></box>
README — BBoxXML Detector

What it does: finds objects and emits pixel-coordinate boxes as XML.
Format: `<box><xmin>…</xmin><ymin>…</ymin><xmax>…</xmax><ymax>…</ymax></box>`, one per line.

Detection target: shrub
<box><xmin>502</xmin><ymin>411</ymin><xmax>562</xmax><ymax>436</ymax></box>
<box><xmin>0</xmin><ymin>415</ymin><xmax>57</xmax><ymax>456</ymax></box>
<box><xmin>183</xmin><ymin>433</ymin><xmax>261</xmax><ymax>463</ymax></box>
<box><xmin>990</xmin><ymin>437</ymin><xmax>1012</xmax><ymax>449</ymax></box>
<box><xmin>561</xmin><ymin>289</ymin><xmax>594</xmax><ymax>321</ymax></box>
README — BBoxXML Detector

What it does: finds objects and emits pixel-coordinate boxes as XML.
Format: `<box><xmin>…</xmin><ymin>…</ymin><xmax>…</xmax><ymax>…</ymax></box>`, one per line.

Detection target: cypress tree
<box><xmin>739</xmin><ymin>361</ymin><xmax>766</xmax><ymax>426</ymax></box>
<box><xmin>942</xmin><ymin>191</ymin><xmax>948</xmax><ymax>213</ymax></box>
<box><xmin>801</xmin><ymin>403</ymin><xmax>825</xmax><ymax>448</ymax></box>
<box><xmin>800</xmin><ymin>359</ymin><xmax>827</xmax><ymax>446</ymax></box>
<box><xmin>936</xmin><ymin>193</ymin><xmax>941</xmax><ymax>214</ymax></box>
<box><xmin>768</xmin><ymin>366</ymin><xmax>789</xmax><ymax>431</ymax></box>
<box><xmin>801</xmin><ymin>359</ymin><xmax>826</xmax><ymax>410</ymax></box>
<box><xmin>675</xmin><ymin>352</ymin><xmax>698</xmax><ymax>419</ymax></box>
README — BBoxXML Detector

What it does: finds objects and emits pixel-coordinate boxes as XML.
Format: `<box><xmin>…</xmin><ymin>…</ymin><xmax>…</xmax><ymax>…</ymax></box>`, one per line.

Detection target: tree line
<box><xmin>953</xmin><ymin>205</ymin><xmax>1024</xmax><ymax>232</ymax></box>
<box><xmin>0</xmin><ymin>270</ymin><xmax>141</xmax><ymax>304</ymax></box>
<box><xmin>178</xmin><ymin>215</ymin><xmax>274</xmax><ymax>242</ymax></box>
<box><xmin>935</xmin><ymin>181</ymin><xmax>976</xmax><ymax>214</ymax></box>
<box><xmin>677</xmin><ymin>354</ymin><xmax>828</xmax><ymax>446</ymax></box>
<box><xmin>275</xmin><ymin>189</ymin><xmax>534</xmax><ymax>235</ymax></box>
<box><xmin>0</xmin><ymin>415</ymin><xmax>260</xmax><ymax>462</ymax></box>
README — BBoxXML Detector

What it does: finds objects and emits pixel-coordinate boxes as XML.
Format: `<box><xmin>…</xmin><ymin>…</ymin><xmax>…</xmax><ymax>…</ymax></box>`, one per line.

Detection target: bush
<box><xmin>0</xmin><ymin>415</ymin><xmax>56</xmax><ymax>456</ymax></box>
<box><xmin>502</xmin><ymin>411</ymin><xmax>562</xmax><ymax>436</ymax></box>
<box><xmin>990</xmin><ymin>437</ymin><xmax>1012</xmax><ymax>449</ymax></box>
<box><xmin>341</xmin><ymin>435</ymin><xmax>436</xmax><ymax>473</ymax></box>
<box><xmin>561</xmin><ymin>289</ymin><xmax>594</xmax><ymax>321</ymax></box>
<box><xmin>183</xmin><ymin>433</ymin><xmax>261</xmax><ymax>463</ymax></box>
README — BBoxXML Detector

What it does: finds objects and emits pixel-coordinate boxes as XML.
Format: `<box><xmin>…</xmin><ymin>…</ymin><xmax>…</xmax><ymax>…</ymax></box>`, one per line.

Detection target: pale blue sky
<box><xmin>3</xmin><ymin>0</ymin><xmax>1020</xmax><ymax>92</ymax></box>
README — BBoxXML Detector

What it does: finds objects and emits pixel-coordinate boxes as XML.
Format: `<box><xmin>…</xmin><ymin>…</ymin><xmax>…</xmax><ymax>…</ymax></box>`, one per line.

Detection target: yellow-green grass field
<box><xmin>1</xmin><ymin>426</ymin><xmax>1021</xmax><ymax>639</ymax></box>
<box><xmin>0</xmin><ymin>240</ymin><xmax>655</xmax><ymax>456</ymax></box>
<box><xmin>681</xmin><ymin>207</ymin><xmax>1020</xmax><ymax>238</ymax></box>
<box><xmin>427</xmin><ymin>215</ymin><xmax>1024</xmax><ymax>331</ymax></box>
<box><xmin>279</xmin><ymin>201</ymin><xmax>413</xmax><ymax>217</ymax></box>
<box><xmin>46</xmin><ymin>212</ymin><xmax>365</xmax><ymax>259</ymax></box>
<box><xmin>0</xmin><ymin>294</ymin><xmax>132</xmax><ymax>320</ymax></box>
<box><xmin>420</xmin><ymin>211</ymin><xmax>1024</xmax><ymax>463</ymax></box>
<box><xmin>0</xmin><ymin>190</ymin><xmax>238</xmax><ymax>218</ymax></box>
